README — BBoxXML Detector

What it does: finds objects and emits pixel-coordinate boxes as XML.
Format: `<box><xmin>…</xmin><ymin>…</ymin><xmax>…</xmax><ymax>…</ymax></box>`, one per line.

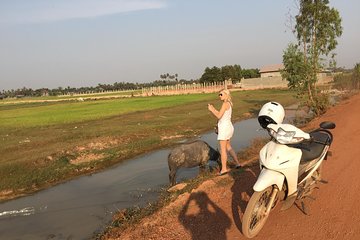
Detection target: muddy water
<box><xmin>0</xmin><ymin>110</ymin><xmax>298</xmax><ymax>240</ymax></box>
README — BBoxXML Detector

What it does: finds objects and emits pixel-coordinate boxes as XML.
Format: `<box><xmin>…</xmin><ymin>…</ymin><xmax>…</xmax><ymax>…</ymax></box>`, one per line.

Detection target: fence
<box><xmin>141</xmin><ymin>81</ymin><xmax>232</xmax><ymax>96</ymax></box>
<box><xmin>141</xmin><ymin>74</ymin><xmax>334</xmax><ymax>96</ymax></box>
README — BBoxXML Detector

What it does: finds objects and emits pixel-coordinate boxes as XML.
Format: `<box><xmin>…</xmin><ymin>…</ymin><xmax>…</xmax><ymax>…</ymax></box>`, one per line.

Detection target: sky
<box><xmin>0</xmin><ymin>0</ymin><xmax>359</xmax><ymax>91</ymax></box>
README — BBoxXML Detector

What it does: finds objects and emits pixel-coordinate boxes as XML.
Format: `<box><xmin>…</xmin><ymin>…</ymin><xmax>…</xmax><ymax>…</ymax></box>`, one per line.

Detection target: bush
<box><xmin>333</xmin><ymin>63</ymin><xmax>360</xmax><ymax>91</ymax></box>
<box><xmin>333</xmin><ymin>73</ymin><xmax>353</xmax><ymax>90</ymax></box>
<box><xmin>311</xmin><ymin>92</ymin><xmax>330</xmax><ymax>116</ymax></box>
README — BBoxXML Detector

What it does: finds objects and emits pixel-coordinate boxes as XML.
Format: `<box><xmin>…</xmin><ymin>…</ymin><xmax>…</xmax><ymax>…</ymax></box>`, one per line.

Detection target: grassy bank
<box><xmin>0</xmin><ymin>89</ymin><xmax>296</xmax><ymax>201</ymax></box>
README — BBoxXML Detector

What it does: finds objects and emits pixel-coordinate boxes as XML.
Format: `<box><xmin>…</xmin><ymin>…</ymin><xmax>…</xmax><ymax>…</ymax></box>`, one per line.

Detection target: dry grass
<box><xmin>237</xmin><ymin>137</ymin><xmax>268</xmax><ymax>166</ymax></box>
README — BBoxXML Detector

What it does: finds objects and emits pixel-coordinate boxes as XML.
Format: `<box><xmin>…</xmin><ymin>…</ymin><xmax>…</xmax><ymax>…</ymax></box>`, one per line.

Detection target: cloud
<box><xmin>0</xmin><ymin>0</ymin><xmax>167</xmax><ymax>24</ymax></box>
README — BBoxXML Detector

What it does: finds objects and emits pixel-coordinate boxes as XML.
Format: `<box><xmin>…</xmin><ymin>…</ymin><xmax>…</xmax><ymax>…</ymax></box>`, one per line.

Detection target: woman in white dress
<box><xmin>208</xmin><ymin>89</ymin><xmax>241</xmax><ymax>175</ymax></box>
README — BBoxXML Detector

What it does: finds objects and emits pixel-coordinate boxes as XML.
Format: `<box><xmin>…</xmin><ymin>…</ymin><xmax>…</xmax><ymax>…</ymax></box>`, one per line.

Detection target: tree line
<box><xmin>0</xmin><ymin>65</ymin><xmax>259</xmax><ymax>99</ymax></box>
<box><xmin>0</xmin><ymin>80</ymin><xmax>194</xmax><ymax>99</ymax></box>
<box><xmin>199</xmin><ymin>65</ymin><xmax>259</xmax><ymax>83</ymax></box>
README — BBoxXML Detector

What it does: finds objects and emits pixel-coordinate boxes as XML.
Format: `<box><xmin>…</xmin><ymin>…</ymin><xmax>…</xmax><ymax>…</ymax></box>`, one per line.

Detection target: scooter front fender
<box><xmin>253</xmin><ymin>168</ymin><xmax>285</xmax><ymax>192</ymax></box>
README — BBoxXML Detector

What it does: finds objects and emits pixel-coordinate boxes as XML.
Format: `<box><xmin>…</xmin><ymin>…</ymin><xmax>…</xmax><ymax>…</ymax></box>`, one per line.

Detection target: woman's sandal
<box><xmin>219</xmin><ymin>170</ymin><xmax>231</xmax><ymax>176</ymax></box>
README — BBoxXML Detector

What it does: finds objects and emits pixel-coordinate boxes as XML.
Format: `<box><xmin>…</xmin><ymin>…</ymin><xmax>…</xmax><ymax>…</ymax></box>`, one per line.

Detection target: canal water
<box><xmin>0</xmin><ymin>108</ymin><xmax>299</xmax><ymax>240</ymax></box>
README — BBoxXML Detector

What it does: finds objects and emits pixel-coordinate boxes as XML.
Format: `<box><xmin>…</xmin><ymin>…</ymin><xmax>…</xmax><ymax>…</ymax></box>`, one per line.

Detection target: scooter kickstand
<box><xmin>319</xmin><ymin>179</ymin><xmax>329</xmax><ymax>184</ymax></box>
<box><xmin>300</xmin><ymin>201</ymin><xmax>309</xmax><ymax>215</ymax></box>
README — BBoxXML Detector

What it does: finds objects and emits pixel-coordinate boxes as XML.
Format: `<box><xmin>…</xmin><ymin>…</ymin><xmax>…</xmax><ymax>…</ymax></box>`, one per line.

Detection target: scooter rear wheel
<box><xmin>242</xmin><ymin>186</ymin><xmax>274</xmax><ymax>238</ymax></box>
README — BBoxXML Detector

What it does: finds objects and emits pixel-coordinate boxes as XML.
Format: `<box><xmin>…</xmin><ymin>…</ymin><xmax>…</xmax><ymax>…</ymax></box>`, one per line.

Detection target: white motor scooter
<box><xmin>242</xmin><ymin>102</ymin><xmax>335</xmax><ymax>238</ymax></box>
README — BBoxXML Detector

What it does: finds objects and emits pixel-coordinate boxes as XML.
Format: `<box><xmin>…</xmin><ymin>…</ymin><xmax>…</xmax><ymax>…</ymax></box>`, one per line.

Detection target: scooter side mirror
<box><xmin>320</xmin><ymin>121</ymin><xmax>336</xmax><ymax>129</ymax></box>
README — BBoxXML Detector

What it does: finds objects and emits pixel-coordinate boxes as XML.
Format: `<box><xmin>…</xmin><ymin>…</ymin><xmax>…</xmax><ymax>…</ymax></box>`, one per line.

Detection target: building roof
<box><xmin>259</xmin><ymin>64</ymin><xmax>284</xmax><ymax>73</ymax></box>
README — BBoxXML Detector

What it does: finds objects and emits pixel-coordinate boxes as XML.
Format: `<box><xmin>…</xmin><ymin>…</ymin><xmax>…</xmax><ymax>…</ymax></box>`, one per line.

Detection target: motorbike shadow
<box><xmin>231</xmin><ymin>165</ymin><xmax>260</xmax><ymax>233</ymax></box>
<box><xmin>178</xmin><ymin>191</ymin><xmax>232</xmax><ymax>240</ymax></box>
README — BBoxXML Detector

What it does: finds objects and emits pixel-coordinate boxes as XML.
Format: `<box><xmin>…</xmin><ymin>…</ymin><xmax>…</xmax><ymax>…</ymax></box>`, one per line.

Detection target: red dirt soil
<box><xmin>105</xmin><ymin>93</ymin><xmax>360</xmax><ymax>240</ymax></box>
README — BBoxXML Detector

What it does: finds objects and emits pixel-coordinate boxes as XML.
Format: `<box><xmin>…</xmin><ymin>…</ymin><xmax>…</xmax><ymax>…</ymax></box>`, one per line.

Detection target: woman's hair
<box><xmin>220</xmin><ymin>89</ymin><xmax>232</xmax><ymax>106</ymax></box>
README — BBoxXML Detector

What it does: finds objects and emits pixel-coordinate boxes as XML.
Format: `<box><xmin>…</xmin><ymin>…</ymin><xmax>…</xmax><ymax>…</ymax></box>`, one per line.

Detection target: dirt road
<box><xmin>105</xmin><ymin>93</ymin><xmax>360</xmax><ymax>240</ymax></box>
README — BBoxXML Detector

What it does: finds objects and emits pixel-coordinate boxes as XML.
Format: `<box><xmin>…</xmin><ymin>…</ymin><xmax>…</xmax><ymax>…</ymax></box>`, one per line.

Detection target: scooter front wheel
<box><xmin>242</xmin><ymin>186</ymin><xmax>274</xmax><ymax>238</ymax></box>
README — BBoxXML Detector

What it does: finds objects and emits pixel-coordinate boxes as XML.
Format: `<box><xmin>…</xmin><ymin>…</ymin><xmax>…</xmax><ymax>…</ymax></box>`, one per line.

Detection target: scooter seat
<box><xmin>291</xmin><ymin>131</ymin><xmax>332</xmax><ymax>162</ymax></box>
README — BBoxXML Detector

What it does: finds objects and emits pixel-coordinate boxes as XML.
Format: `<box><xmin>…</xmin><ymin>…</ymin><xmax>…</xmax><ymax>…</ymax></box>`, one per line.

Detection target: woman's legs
<box><xmin>219</xmin><ymin>140</ymin><xmax>229</xmax><ymax>173</ymax></box>
<box><xmin>226</xmin><ymin>140</ymin><xmax>242</xmax><ymax>167</ymax></box>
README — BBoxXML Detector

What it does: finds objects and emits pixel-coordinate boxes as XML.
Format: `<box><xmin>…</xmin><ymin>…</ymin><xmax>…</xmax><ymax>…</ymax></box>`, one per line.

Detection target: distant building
<box><xmin>259</xmin><ymin>64</ymin><xmax>284</xmax><ymax>78</ymax></box>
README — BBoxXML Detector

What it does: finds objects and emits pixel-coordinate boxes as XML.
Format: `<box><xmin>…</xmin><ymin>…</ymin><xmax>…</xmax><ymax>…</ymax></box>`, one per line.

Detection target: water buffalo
<box><xmin>168</xmin><ymin>140</ymin><xmax>220</xmax><ymax>186</ymax></box>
